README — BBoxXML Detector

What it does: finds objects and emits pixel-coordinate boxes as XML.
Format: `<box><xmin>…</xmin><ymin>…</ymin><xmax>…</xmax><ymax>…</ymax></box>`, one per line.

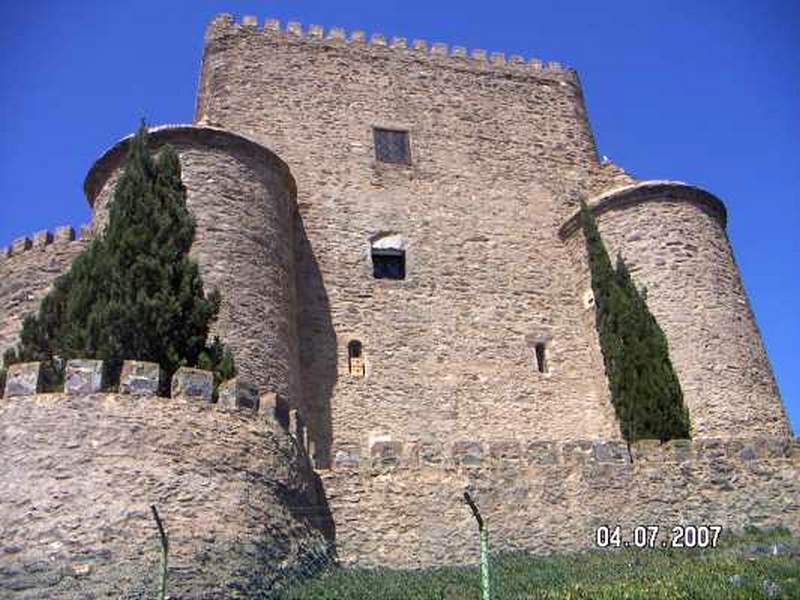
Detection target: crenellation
<box><xmin>369</xmin><ymin>33</ymin><xmax>387</xmax><ymax>46</ymax></box>
<box><xmin>471</xmin><ymin>48</ymin><xmax>487</xmax><ymax>60</ymax></box>
<box><xmin>12</xmin><ymin>236</ymin><xmax>31</xmax><ymax>254</ymax></box>
<box><xmin>0</xmin><ymin>13</ymin><xmax>794</xmax><ymax>588</ymax></box>
<box><xmin>54</xmin><ymin>224</ymin><xmax>76</xmax><ymax>242</ymax></box>
<box><xmin>490</xmin><ymin>51</ymin><xmax>506</xmax><ymax>65</ymax></box>
<box><xmin>430</xmin><ymin>41</ymin><xmax>449</xmax><ymax>56</ymax></box>
<box><xmin>287</xmin><ymin>21</ymin><xmax>303</xmax><ymax>36</ymax></box>
<box><xmin>220</xmin><ymin>15</ymin><xmax>574</xmax><ymax>81</ymax></box>
<box><xmin>32</xmin><ymin>229</ymin><xmax>53</xmax><ymax>248</ymax></box>
<box><xmin>327</xmin><ymin>26</ymin><xmax>346</xmax><ymax>41</ymax></box>
<box><xmin>241</xmin><ymin>15</ymin><xmax>258</xmax><ymax>28</ymax></box>
<box><xmin>263</xmin><ymin>17</ymin><xmax>280</xmax><ymax>31</ymax></box>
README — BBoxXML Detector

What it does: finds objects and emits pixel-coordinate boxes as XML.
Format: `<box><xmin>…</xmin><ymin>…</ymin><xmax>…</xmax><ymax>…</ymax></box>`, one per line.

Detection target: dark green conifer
<box><xmin>3</xmin><ymin>122</ymin><xmax>235</xmax><ymax>393</ymax></box>
<box><xmin>579</xmin><ymin>200</ymin><xmax>690</xmax><ymax>442</ymax></box>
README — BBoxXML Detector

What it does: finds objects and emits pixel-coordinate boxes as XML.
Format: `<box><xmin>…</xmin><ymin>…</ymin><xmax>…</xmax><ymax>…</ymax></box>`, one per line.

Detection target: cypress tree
<box><xmin>3</xmin><ymin>122</ymin><xmax>235</xmax><ymax>393</ymax></box>
<box><xmin>579</xmin><ymin>200</ymin><xmax>690</xmax><ymax>442</ymax></box>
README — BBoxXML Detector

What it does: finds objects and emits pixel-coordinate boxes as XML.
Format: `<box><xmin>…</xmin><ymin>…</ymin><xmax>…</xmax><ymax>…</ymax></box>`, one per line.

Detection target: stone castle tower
<box><xmin>1</xmin><ymin>14</ymin><xmax>797</xmax><ymax>597</ymax></box>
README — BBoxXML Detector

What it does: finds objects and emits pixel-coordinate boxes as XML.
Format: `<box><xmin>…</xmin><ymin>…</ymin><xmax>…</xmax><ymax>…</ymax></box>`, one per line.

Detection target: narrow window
<box><xmin>373</xmin><ymin>128</ymin><xmax>411</xmax><ymax>164</ymax></box>
<box><xmin>534</xmin><ymin>342</ymin><xmax>547</xmax><ymax>373</ymax></box>
<box><xmin>372</xmin><ymin>248</ymin><xmax>405</xmax><ymax>280</ymax></box>
<box><xmin>348</xmin><ymin>340</ymin><xmax>365</xmax><ymax>377</ymax></box>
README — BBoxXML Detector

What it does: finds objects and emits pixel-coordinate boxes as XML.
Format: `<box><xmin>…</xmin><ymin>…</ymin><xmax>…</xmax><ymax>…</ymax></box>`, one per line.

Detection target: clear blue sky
<box><xmin>1</xmin><ymin>1</ymin><xmax>798</xmax><ymax>434</ymax></box>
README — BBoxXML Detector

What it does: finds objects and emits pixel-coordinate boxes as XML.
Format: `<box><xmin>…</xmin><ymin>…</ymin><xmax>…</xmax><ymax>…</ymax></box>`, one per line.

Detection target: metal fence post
<box><xmin>464</xmin><ymin>491</ymin><xmax>490</xmax><ymax>600</ymax></box>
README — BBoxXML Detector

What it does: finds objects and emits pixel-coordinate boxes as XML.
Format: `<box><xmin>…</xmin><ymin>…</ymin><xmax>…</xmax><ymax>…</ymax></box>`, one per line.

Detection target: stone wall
<box><xmin>84</xmin><ymin>125</ymin><xmax>302</xmax><ymax>407</ymax></box>
<box><xmin>195</xmin><ymin>15</ymin><xmax>621</xmax><ymax>467</ymax></box>
<box><xmin>560</xmin><ymin>182</ymin><xmax>793</xmax><ymax>438</ymax></box>
<box><xmin>0</xmin><ymin>370</ymin><xmax>331</xmax><ymax>598</ymax></box>
<box><xmin>322</xmin><ymin>434</ymin><xmax>800</xmax><ymax>567</ymax></box>
<box><xmin>0</xmin><ymin>226</ymin><xmax>88</xmax><ymax>362</ymax></box>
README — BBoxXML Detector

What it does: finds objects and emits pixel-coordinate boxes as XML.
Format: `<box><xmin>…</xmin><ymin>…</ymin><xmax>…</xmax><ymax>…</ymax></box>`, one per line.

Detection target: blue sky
<box><xmin>1</xmin><ymin>1</ymin><xmax>798</xmax><ymax>433</ymax></box>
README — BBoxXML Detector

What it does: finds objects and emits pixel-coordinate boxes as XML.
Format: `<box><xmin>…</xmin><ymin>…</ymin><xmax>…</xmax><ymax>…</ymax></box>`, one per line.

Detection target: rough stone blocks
<box><xmin>11</xmin><ymin>237</ymin><xmax>31</xmax><ymax>254</ymax></box>
<box><xmin>171</xmin><ymin>367</ymin><xmax>213</xmax><ymax>402</ymax></box>
<box><xmin>119</xmin><ymin>360</ymin><xmax>160</xmax><ymax>396</ymax></box>
<box><xmin>65</xmin><ymin>359</ymin><xmax>104</xmax><ymax>394</ymax></box>
<box><xmin>452</xmin><ymin>441</ymin><xmax>482</xmax><ymax>466</ymax></box>
<box><xmin>370</xmin><ymin>440</ymin><xmax>403</xmax><ymax>467</ymax></box>
<box><xmin>3</xmin><ymin>362</ymin><xmax>41</xmax><ymax>397</ymax></box>
<box><xmin>258</xmin><ymin>391</ymin><xmax>279</xmax><ymax>419</ymax></box>
<box><xmin>218</xmin><ymin>378</ymin><xmax>259</xmax><ymax>411</ymax></box>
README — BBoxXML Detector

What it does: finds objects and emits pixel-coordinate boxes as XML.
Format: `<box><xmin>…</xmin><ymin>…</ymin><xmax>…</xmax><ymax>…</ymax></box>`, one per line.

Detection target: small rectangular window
<box><xmin>372</xmin><ymin>248</ymin><xmax>405</xmax><ymax>280</ymax></box>
<box><xmin>373</xmin><ymin>128</ymin><xmax>411</xmax><ymax>164</ymax></box>
<box><xmin>535</xmin><ymin>342</ymin><xmax>547</xmax><ymax>373</ymax></box>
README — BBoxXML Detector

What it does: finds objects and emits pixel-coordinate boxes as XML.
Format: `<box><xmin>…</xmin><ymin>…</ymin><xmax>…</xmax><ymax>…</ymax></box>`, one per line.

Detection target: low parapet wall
<box><xmin>0</xmin><ymin>366</ymin><xmax>331</xmax><ymax>598</ymax></box>
<box><xmin>321</xmin><ymin>433</ymin><xmax>800</xmax><ymax>567</ymax></box>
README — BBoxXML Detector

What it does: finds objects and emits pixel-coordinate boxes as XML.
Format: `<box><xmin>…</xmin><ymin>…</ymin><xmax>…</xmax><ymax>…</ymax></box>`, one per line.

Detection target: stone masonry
<box><xmin>0</xmin><ymin>12</ymin><xmax>797</xmax><ymax>593</ymax></box>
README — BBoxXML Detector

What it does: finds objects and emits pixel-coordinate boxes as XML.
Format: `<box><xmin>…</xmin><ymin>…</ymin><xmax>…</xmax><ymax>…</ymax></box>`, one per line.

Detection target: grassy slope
<box><xmin>278</xmin><ymin>527</ymin><xmax>800</xmax><ymax>599</ymax></box>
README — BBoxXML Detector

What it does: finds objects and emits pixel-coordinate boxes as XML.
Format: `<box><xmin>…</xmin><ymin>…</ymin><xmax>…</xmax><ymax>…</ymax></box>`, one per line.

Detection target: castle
<box><xmin>1</xmin><ymin>14</ymin><xmax>797</xmax><ymax>598</ymax></box>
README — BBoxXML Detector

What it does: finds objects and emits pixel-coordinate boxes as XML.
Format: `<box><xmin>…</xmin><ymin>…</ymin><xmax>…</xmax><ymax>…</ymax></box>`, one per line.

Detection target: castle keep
<box><xmin>1</xmin><ymin>14</ymin><xmax>797</xmax><ymax>597</ymax></box>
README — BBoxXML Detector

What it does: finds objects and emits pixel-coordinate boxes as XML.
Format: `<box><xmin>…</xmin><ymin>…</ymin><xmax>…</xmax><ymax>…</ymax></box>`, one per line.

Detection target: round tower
<box><xmin>560</xmin><ymin>181</ymin><xmax>792</xmax><ymax>438</ymax></box>
<box><xmin>84</xmin><ymin>125</ymin><xmax>301</xmax><ymax>405</ymax></box>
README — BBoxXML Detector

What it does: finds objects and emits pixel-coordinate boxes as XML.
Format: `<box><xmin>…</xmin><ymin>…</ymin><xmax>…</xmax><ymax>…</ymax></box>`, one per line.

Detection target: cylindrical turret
<box><xmin>84</xmin><ymin>125</ymin><xmax>301</xmax><ymax>405</ymax></box>
<box><xmin>561</xmin><ymin>181</ymin><xmax>792</xmax><ymax>438</ymax></box>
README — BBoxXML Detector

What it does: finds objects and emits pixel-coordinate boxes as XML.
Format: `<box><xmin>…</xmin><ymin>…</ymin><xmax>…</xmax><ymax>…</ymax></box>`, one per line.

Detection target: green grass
<box><xmin>277</xmin><ymin>527</ymin><xmax>800</xmax><ymax>599</ymax></box>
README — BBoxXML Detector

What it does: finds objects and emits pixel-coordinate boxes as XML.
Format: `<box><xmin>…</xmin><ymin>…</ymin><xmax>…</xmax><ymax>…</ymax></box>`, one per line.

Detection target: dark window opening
<box><xmin>535</xmin><ymin>342</ymin><xmax>547</xmax><ymax>373</ymax></box>
<box><xmin>348</xmin><ymin>340</ymin><xmax>365</xmax><ymax>377</ymax></box>
<box><xmin>374</xmin><ymin>128</ymin><xmax>411</xmax><ymax>164</ymax></box>
<box><xmin>372</xmin><ymin>248</ymin><xmax>405</xmax><ymax>280</ymax></box>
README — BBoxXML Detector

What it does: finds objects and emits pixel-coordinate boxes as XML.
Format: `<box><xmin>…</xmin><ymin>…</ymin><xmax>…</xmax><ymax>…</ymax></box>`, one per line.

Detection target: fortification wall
<box><xmin>195</xmin><ymin>15</ymin><xmax>619</xmax><ymax>466</ymax></box>
<box><xmin>84</xmin><ymin>125</ymin><xmax>302</xmax><ymax>407</ymax></box>
<box><xmin>0</xmin><ymin>363</ymin><xmax>330</xmax><ymax>599</ymax></box>
<box><xmin>560</xmin><ymin>182</ymin><xmax>792</xmax><ymax>438</ymax></box>
<box><xmin>323</xmin><ymin>434</ymin><xmax>800</xmax><ymax>567</ymax></box>
<box><xmin>0</xmin><ymin>226</ymin><xmax>88</xmax><ymax>361</ymax></box>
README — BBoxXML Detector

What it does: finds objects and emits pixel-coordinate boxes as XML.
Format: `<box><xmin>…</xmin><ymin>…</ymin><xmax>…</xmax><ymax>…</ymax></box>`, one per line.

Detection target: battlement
<box><xmin>1</xmin><ymin>359</ymin><xmax>286</xmax><ymax>421</ymax></box>
<box><xmin>210</xmin><ymin>14</ymin><xmax>577</xmax><ymax>83</ymax></box>
<box><xmin>331</xmin><ymin>434</ymin><xmax>798</xmax><ymax>472</ymax></box>
<box><xmin>0</xmin><ymin>224</ymin><xmax>90</xmax><ymax>262</ymax></box>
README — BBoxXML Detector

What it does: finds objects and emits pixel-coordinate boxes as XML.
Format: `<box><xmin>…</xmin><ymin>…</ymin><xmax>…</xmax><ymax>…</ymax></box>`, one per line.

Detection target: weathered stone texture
<box><xmin>322</xmin><ymin>436</ymin><xmax>800</xmax><ymax>567</ymax></box>
<box><xmin>561</xmin><ymin>182</ymin><xmax>792</xmax><ymax>438</ymax></box>
<box><xmin>171</xmin><ymin>366</ymin><xmax>213</xmax><ymax>401</ymax></box>
<box><xmin>64</xmin><ymin>359</ymin><xmax>103</xmax><ymax>394</ymax></box>
<box><xmin>3</xmin><ymin>362</ymin><xmax>41</xmax><ymax>397</ymax></box>
<box><xmin>1</xmin><ymin>14</ymin><xmax>795</xmax><ymax>586</ymax></box>
<box><xmin>118</xmin><ymin>360</ymin><xmax>160</xmax><ymax>395</ymax></box>
<box><xmin>86</xmin><ymin>126</ymin><xmax>302</xmax><ymax>408</ymax></box>
<box><xmin>0</xmin><ymin>233</ymin><xmax>86</xmax><ymax>361</ymax></box>
<box><xmin>218</xmin><ymin>377</ymin><xmax>260</xmax><ymax>411</ymax></box>
<box><xmin>194</xmin><ymin>17</ymin><xmax>622</xmax><ymax>468</ymax></box>
<box><xmin>0</xmin><ymin>394</ymin><xmax>330</xmax><ymax>599</ymax></box>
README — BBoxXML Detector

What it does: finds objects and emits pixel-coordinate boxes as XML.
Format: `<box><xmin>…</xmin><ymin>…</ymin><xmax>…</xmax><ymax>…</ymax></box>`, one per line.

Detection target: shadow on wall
<box><xmin>295</xmin><ymin>213</ymin><xmax>337</xmax><ymax>470</ymax></box>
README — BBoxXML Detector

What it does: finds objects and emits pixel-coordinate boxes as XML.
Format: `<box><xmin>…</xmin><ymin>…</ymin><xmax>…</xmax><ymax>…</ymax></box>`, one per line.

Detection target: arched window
<box><xmin>348</xmin><ymin>340</ymin><xmax>365</xmax><ymax>377</ymax></box>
